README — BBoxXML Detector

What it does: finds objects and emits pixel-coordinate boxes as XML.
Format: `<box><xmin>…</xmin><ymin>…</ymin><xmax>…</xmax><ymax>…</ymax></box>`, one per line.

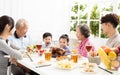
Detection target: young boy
<box><xmin>42</xmin><ymin>32</ymin><xmax>52</xmax><ymax>49</ymax></box>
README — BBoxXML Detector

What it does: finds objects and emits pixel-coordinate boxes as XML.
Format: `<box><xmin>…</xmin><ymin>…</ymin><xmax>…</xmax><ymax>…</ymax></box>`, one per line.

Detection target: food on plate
<box><xmin>50</xmin><ymin>47</ymin><xmax>65</xmax><ymax>57</ymax></box>
<box><xmin>89</xmin><ymin>51</ymin><xmax>98</xmax><ymax>57</ymax></box>
<box><xmin>81</xmin><ymin>62</ymin><xmax>95</xmax><ymax>68</ymax></box>
<box><xmin>56</xmin><ymin>60</ymin><xmax>75</xmax><ymax>69</ymax></box>
<box><xmin>56</xmin><ymin>56</ymin><xmax>67</xmax><ymax>61</ymax></box>
<box><xmin>80</xmin><ymin>62</ymin><xmax>96</xmax><ymax>73</ymax></box>
<box><xmin>26</xmin><ymin>46</ymin><xmax>33</xmax><ymax>52</ymax></box>
<box><xmin>84</xmin><ymin>67</ymin><xmax>94</xmax><ymax>72</ymax></box>
<box><xmin>37</xmin><ymin>60</ymin><xmax>46</xmax><ymax>65</ymax></box>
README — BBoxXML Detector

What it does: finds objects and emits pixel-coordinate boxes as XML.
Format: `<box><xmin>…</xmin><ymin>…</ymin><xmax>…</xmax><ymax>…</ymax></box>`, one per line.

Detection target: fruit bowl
<box><xmin>88</xmin><ymin>56</ymin><xmax>101</xmax><ymax>65</ymax></box>
<box><xmin>98</xmin><ymin>47</ymin><xmax>119</xmax><ymax>70</ymax></box>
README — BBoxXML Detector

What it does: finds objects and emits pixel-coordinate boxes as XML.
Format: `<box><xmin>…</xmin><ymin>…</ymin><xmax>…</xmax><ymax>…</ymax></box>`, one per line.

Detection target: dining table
<box><xmin>18</xmin><ymin>53</ymin><xmax>120</xmax><ymax>75</ymax></box>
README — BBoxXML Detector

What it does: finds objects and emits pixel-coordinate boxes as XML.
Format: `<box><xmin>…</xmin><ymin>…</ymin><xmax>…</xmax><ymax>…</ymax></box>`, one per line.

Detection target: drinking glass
<box><xmin>71</xmin><ymin>54</ymin><xmax>78</xmax><ymax>63</ymax></box>
<box><xmin>86</xmin><ymin>45</ymin><xmax>92</xmax><ymax>52</ymax></box>
<box><xmin>45</xmin><ymin>51</ymin><xmax>52</xmax><ymax>61</ymax></box>
<box><xmin>36</xmin><ymin>44</ymin><xmax>42</xmax><ymax>50</ymax></box>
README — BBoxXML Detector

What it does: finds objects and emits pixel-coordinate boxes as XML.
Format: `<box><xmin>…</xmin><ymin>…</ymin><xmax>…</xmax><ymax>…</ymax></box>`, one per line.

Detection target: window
<box><xmin>70</xmin><ymin>0</ymin><xmax>120</xmax><ymax>38</ymax></box>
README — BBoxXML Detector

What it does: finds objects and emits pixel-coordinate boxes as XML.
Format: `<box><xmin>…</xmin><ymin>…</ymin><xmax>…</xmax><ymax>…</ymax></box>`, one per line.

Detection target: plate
<box><xmin>81</xmin><ymin>68</ymin><xmax>97</xmax><ymax>74</ymax></box>
<box><xmin>79</xmin><ymin>62</ymin><xmax>97</xmax><ymax>68</ymax></box>
<box><xmin>33</xmin><ymin>60</ymin><xmax>51</xmax><ymax>67</ymax></box>
<box><xmin>55</xmin><ymin>60</ymin><xmax>77</xmax><ymax>70</ymax></box>
<box><xmin>80</xmin><ymin>62</ymin><xmax>98</xmax><ymax>74</ymax></box>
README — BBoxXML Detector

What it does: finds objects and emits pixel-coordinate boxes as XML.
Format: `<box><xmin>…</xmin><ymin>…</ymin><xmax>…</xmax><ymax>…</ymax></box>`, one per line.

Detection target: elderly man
<box><xmin>101</xmin><ymin>13</ymin><xmax>120</xmax><ymax>48</ymax></box>
<box><xmin>9</xmin><ymin>19</ymin><xmax>38</xmax><ymax>75</ymax></box>
<box><xmin>9</xmin><ymin>19</ymin><xmax>33</xmax><ymax>50</ymax></box>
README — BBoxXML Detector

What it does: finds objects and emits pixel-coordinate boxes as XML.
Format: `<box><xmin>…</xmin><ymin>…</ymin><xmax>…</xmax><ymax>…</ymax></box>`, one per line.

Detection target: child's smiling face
<box><xmin>43</xmin><ymin>36</ymin><xmax>52</xmax><ymax>46</ymax></box>
<box><xmin>59</xmin><ymin>38</ymin><xmax>68</xmax><ymax>48</ymax></box>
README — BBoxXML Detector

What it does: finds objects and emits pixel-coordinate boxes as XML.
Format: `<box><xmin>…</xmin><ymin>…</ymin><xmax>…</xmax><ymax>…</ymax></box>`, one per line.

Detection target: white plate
<box><xmin>81</xmin><ymin>69</ymin><xmax>97</xmax><ymax>74</ymax></box>
<box><xmin>55</xmin><ymin>60</ymin><xmax>77</xmax><ymax>70</ymax></box>
<box><xmin>80</xmin><ymin>63</ymin><xmax>98</xmax><ymax>74</ymax></box>
<box><xmin>55</xmin><ymin>64</ymin><xmax>76</xmax><ymax>70</ymax></box>
<box><xmin>33</xmin><ymin>60</ymin><xmax>51</xmax><ymax>67</ymax></box>
<box><xmin>79</xmin><ymin>62</ymin><xmax>97</xmax><ymax>68</ymax></box>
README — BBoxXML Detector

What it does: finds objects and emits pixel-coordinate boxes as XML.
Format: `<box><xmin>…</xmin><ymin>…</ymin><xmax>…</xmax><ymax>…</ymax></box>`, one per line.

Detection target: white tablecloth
<box><xmin>18</xmin><ymin>54</ymin><xmax>120</xmax><ymax>75</ymax></box>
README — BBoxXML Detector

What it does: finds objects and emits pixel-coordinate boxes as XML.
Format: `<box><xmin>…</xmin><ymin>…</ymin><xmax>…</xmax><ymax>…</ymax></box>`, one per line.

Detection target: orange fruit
<box><xmin>104</xmin><ymin>47</ymin><xmax>111</xmax><ymax>54</ymax></box>
<box><xmin>101</xmin><ymin>45</ymin><xmax>108</xmax><ymax>49</ymax></box>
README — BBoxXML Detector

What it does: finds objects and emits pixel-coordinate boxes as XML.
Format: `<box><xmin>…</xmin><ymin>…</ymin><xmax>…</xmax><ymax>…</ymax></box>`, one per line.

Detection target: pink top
<box><xmin>78</xmin><ymin>38</ymin><xmax>95</xmax><ymax>57</ymax></box>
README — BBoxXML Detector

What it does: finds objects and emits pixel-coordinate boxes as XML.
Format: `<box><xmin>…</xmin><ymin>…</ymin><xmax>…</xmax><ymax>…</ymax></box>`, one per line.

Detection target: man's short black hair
<box><xmin>101</xmin><ymin>13</ymin><xmax>119</xmax><ymax>28</ymax></box>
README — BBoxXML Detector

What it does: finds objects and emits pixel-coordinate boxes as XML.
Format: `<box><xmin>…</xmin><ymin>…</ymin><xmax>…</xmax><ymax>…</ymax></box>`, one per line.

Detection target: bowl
<box><xmin>88</xmin><ymin>56</ymin><xmax>101</xmax><ymax>65</ymax></box>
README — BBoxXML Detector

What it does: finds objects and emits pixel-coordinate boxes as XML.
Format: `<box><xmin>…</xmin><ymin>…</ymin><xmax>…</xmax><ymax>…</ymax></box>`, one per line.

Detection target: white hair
<box><xmin>15</xmin><ymin>19</ymin><xmax>28</xmax><ymax>28</ymax></box>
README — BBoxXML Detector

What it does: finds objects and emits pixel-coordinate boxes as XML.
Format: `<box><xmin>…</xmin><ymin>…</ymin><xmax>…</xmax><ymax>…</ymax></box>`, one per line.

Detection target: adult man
<box><xmin>9</xmin><ymin>19</ymin><xmax>33</xmax><ymax>50</ymax></box>
<box><xmin>101</xmin><ymin>13</ymin><xmax>120</xmax><ymax>48</ymax></box>
<box><xmin>9</xmin><ymin>19</ymin><xmax>38</xmax><ymax>75</ymax></box>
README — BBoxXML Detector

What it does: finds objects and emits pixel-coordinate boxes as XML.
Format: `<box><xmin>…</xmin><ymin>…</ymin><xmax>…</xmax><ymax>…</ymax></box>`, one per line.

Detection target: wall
<box><xmin>0</xmin><ymin>0</ymin><xmax>71</xmax><ymax>42</ymax></box>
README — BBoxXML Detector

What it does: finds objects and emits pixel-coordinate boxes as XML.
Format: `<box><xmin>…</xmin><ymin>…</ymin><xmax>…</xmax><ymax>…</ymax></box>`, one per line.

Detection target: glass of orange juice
<box><xmin>44</xmin><ymin>51</ymin><xmax>52</xmax><ymax>61</ymax></box>
<box><xmin>71</xmin><ymin>54</ymin><xmax>78</xmax><ymax>63</ymax></box>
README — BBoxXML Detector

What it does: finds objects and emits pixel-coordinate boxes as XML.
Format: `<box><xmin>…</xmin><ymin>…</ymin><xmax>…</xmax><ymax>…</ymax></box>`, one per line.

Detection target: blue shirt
<box><xmin>8</xmin><ymin>32</ymin><xmax>33</xmax><ymax>50</ymax></box>
<box><xmin>62</xmin><ymin>46</ymin><xmax>71</xmax><ymax>55</ymax></box>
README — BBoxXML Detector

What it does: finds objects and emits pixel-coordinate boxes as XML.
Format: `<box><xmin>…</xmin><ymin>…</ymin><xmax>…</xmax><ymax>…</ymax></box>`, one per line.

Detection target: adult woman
<box><xmin>0</xmin><ymin>15</ymin><xmax>22</xmax><ymax>75</ymax></box>
<box><xmin>76</xmin><ymin>24</ymin><xmax>95</xmax><ymax>57</ymax></box>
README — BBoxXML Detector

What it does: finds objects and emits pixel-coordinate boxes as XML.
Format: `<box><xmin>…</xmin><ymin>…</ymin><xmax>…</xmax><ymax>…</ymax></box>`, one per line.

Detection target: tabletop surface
<box><xmin>18</xmin><ymin>53</ymin><xmax>120</xmax><ymax>75</ymax></box>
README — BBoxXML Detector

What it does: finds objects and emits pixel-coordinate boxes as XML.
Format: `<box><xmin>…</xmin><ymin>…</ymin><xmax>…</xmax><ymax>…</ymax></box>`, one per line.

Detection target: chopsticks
<box><xmin>35</xmin><ymin>64</ymin><xmax>51</xmax><ymax>68</ymax></box>
<box><xmin>98</xmin><ymin>66</ymin><xmax>113</xmax><ymax>74</ymax></box>
<box><xmin>26</xmin><ymin>53</ymin><xmax>33</xmax><ymax>62</ymax></box>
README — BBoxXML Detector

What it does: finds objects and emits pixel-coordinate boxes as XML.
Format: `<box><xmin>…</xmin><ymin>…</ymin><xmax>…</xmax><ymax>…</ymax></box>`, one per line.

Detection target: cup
<box><xmin>86</xmin><ymin>45</ymin><xmax>92</xmax><ymax>52</ymax></box>
<box><xmin>45</xmin><ymin>51</ymin><xmax>52</xmax><ymax>61</ymax></box>
<box><xmin>36</xmin><ymin>44</ymin><xmax>42</xmax><ymax>50</ymax></box>
<box><xmin>71</xmin><ymin>54</ymin><xmax>78</xmax><ymax>63</ymax></box>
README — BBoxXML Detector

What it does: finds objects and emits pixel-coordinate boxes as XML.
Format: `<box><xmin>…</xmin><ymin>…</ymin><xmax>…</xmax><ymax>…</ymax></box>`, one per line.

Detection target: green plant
<box><xmin>71</xmin><ymin>5</ymin><xmax>78</xmax><ymax>14</ymax></box>
<box><xmin>102</xmin><ymin>5</ymin><xmax>113</xmax><ymax>11</ymax></box>
<box><xmin>79</xmin><ymin>21</ymin><xmax>87</xmax><ymax>25</ymax></box>
<box><xmin>100</xmin><ymin>31</ymin><xmax>108</xmax><ymax>38</ymax></box>
<box><xmin>70</xmin><ymin>3</ymin><xmax>87</xmax><ymax>32</ymax></box>
<box><xmin>117</xmin><ymin>15</ymin><xmax>120</xmax><ymax>33</ymax></box>
<box><xmin>117</xmin><ymin>25</ymin><xmax>120</xmax><ymax>33</ymax></box>
<box><xmin>118</xmin><ymin>3</ymin><xmax>120</xmax><ymax>9</ymax></box>
<box><xmin>79</xmin><ymin>13</ymin><xmax>87</xmax><ymax>19</ymax></box>
<box><xmin>80</xmin><ymin>4</ymin><xmax>87</xmax><ymax>11</ymax></box>
<box><xmin>90</xmin><ymin>21</ymin><xmax>99</xmax><ymax>37</ymax></box>
<box><xmin>71</xmin><ymin>16</ymin><xmax>78</xmax><ymax>20</ymax></box>
<box><xmin>70</xmin><ymin>21</ymin><xmax>78</xmax><ymax>31</ymax></box>
<box><xmin>70</xmin><ymin>2</ymin><xmax>115</xmax><ymax>38</ymax></box>
<box><xmin>90</xmin><ymin>4</ymin><xmax>100</xmax><ymax>19</ymax></box>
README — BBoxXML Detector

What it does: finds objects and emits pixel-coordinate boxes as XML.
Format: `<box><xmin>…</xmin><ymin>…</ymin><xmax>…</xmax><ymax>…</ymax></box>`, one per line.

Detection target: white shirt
<box><xmin>8</xmin><ymin>32</ymin><xmax>33</xmax><ymax>50</ymax></box>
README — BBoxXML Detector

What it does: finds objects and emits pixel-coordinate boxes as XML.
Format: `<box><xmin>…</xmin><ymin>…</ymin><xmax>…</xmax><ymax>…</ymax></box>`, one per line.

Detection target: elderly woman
<box><xmin>0</xmin><ymin>15</ymin><xmax>22</xmax><ymax>75</ymax></box>
<box><xmin>76</xmin><ymin>24</ymin><xmax>95</xmax><ymax>57</ymax></box>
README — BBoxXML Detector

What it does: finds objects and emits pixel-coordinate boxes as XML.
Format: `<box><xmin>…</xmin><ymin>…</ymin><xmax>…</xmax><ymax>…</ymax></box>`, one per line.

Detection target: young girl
<box><xmin>59</xmin><ymin>34</ymin><xmax>71</xmax><ymax>55</ymax></box>
<box><xmin>76</xmin><ymin>24</ymin><xmax>95</xmax><ymax>57</ymax></box>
